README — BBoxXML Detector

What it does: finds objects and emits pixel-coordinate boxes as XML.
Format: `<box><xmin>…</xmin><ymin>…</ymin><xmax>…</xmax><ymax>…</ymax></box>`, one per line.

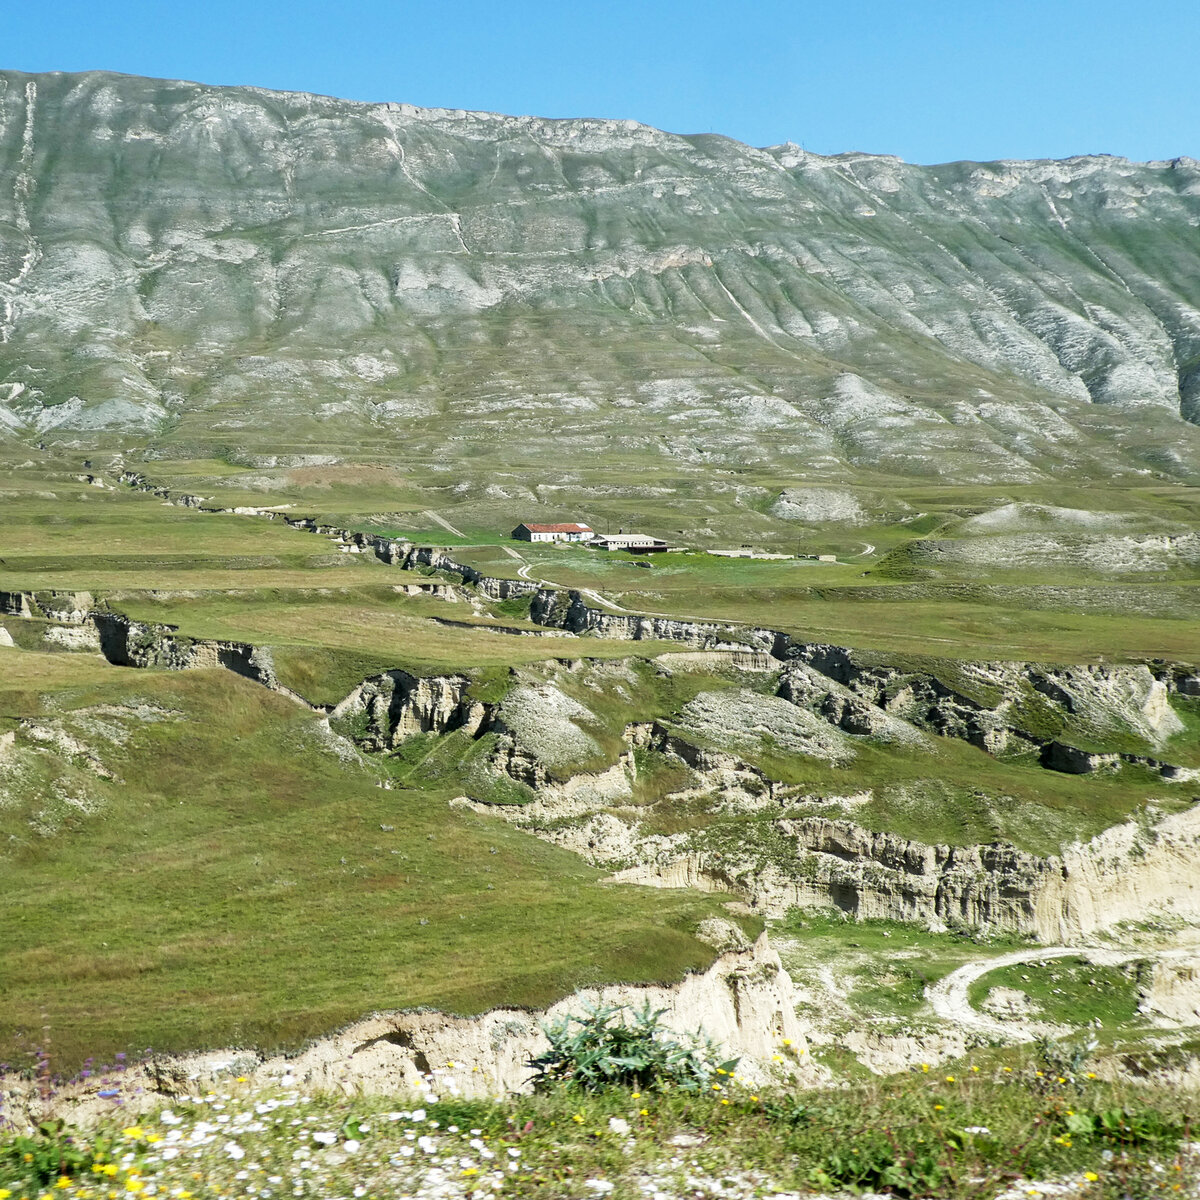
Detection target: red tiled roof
<box><xmin>522</xmin><ymin>523</ymin><xmax>593</xmax><ymax>533</ymax></box>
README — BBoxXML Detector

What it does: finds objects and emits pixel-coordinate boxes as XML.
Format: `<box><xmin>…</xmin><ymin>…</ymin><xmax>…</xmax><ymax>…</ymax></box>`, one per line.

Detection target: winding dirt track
<box><xmin>925</xmin><ymin>946</ymin><xmax>1139</xmax><ymax>1041</ymax></box>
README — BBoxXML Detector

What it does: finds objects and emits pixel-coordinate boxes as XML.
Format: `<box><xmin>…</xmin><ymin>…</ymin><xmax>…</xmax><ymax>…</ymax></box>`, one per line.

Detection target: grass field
<box><xmin>0</xmin><ymin>652</ymin><xmax>748</xmax><ymax>1070</ymax></box>
<box><xmin>2</xmin><ymin>449</ymin><xmax>1198</xmax><ymax>1074</ymax></box>
<box><xmin>967</xmin><ymin>957</ymin><xmax>1147</xmax><ymax>1029</ymax></box>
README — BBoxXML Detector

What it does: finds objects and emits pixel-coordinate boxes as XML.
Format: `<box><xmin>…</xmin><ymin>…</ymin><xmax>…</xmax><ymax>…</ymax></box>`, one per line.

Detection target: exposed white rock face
<box><xmin>675</xmin><ymin>689</ymin><xmax>855</xmax><ymax>765</ymax></box>
<box><xmin>332</xmin><ymin>671</ymin><xmax>487</xmax><ymax>747</ymax></box>
<box><xmin>1140</xmin><ymin>955</ymin><xmax>1200</xmax><ymax>1023</ymax></box>
<box><xmin>495</xmin><ymin>683</ymin><xmax>603</xmax><ymax>771</ymax></box>
<box><xmin>612</xmin><ymin>806</ymin><xmax>1200</xmax><ymax>944</ymax></box>
<box><xmin>42</xmin><ymin>623</ymin><xmax>101</xmax><ymax>651</ymax></box>
<box><xmin>2</xmin><ymin>69</ymin><xmax>1200</xmax><ymax>482</ymax></box>
<box><xmin>7</xmin><ymin>935</ymin><xmax>819</xmax><ymax>1122</ymax></box>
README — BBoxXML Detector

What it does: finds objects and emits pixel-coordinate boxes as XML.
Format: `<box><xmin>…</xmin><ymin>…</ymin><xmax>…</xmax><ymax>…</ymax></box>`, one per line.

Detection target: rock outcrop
<box><xmin>331</xmin><ymin>670</ymin><xmax>490</xmax><ymax>749</ymax></box>
<box><xmin>610</xmin><ymin>805</ymin><xmax>1200</xmax><ymax>943</ymax></box>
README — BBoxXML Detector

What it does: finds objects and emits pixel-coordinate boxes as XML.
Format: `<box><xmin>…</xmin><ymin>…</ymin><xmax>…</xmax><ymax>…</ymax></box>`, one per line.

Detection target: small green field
<box><xmin>968</xmin><ymin>957</ymin><xmax>1147</xmax><ymax>1029</ymax></box>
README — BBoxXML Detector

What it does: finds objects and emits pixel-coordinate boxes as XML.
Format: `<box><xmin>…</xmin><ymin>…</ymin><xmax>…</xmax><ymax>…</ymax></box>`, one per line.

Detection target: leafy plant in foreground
<box><xmin>1062</xmin><ymin>1105</ymin><xmax>1182</xmax><ymax>1147</ymax></box>
<box><xmin>527</xmin><ymin>1002</ymin><xmax>737</xmax><ymax>1092</ymax></box>
<box><xmin>0</xmin><ymin>1119</ymin><xmax>114</xmax><ymax>1187</ymax></box>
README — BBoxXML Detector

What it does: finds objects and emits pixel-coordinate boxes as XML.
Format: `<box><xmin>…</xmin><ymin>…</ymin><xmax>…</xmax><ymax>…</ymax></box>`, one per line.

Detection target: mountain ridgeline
<box><xmin>1</xmin><ymin>68</ymin><xmax>1199</xmax><ymax>483</ymax></box>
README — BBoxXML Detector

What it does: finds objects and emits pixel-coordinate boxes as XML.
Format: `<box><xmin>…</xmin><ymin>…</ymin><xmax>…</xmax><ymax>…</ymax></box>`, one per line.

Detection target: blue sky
<box><xmin>4</xmin><ymin>0</ymin><xmax>1197</xmax><ymax>164</ymax></box>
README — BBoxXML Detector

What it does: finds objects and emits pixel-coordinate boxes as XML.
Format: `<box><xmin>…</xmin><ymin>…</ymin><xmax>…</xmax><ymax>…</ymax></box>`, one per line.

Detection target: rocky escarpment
<box><xmin>5</xmin><ymin>570</ymin><xmax>1200</xmax><ymax>942</ymax></box>
<box><xmin>90</xmin><ymin>611</ymin><xmax>277</xmax><ymax>686</ymax></box>
<box><xmin>3</xmin><ymin>934</ymin><xmax>817</xmax><ymax>1126</ymax></box>
<box><xmin>608</xmin><ymin>806</ymin><xmax>1200</xmax><ymax>943</ymax></box>
<box><xmin>2</xmin><ymin>590</ymin><xmax>283</xmax><ymax>695</ymax></box>
<box><xmin>4</xmin><ymin>566</ymin><xmax>1197</xmax><ymax>786</ymax></box>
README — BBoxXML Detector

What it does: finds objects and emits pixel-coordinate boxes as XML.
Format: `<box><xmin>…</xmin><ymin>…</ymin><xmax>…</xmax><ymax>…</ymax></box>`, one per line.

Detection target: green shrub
<box><xmin>527</xmin><ymin>1002</ymin><xmax>737</xmax><ymax>1093</ymax></box>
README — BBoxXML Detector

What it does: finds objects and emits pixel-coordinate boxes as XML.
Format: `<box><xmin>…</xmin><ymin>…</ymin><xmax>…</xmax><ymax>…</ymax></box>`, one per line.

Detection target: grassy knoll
<box><xmin>968</xmin><ymin>958</ymin><xmax>1148</xmax><ymax>1029</ymax></box>
<box><xmin>0</xmin><ymin>652</ymin><xmax>745</xmax><ymax>1070</ymax></box>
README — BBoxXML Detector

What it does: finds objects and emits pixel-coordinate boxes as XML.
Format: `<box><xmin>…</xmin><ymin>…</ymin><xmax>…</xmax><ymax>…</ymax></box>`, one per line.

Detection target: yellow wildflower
<box><xmin>945</xmin><ymin>1075</ymin><xmax>956</xmax><ymax>1083</ymax></box>
<box><xmin>920</xmin><ymin>1063</ymin><xmax>929</xmax><ymax>1072</ymax></box>
<box><xmin>639</xmin><ymin>1108</ymin><xmax>649</xmax><ymax>1116</ymax></box>
<box><xmin>631</xmin><ymin>1092</ymin><xmax>640</xmax><ymax>1099</ymax></box>
<box><xmin>121</xmin><ymin>1127</ymin><xmax>144</xmax><ymax>1140</ymax></box>
<box><xmin>56</xmin><ymin>1182</ymin><xmax>72</xmax><ymax>1192</ymax></box>
<box><xmin>572</xmin><ymin>1114</ymin><xmax>584</xmax><ymax>1124</ymax></box>
<box><xmin>933</xmin><ymin>1104</ymin><xmax>944</xmax><ymax>1111</ymax></box>
<box><xmin>1085</xmin><ymin>1172</ymin><xmax>1099</xmax><ymax>1182</ymax></box>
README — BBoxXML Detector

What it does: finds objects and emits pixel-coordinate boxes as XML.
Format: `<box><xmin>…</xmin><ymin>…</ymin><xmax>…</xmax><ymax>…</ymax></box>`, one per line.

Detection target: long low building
<box><xmin>590</xmin><ymin>533</ymin><xmax>671</xmax><ymax>552</ymax></box>
<box><xmin>512</xmin><ymin>522</ymin><xmax>594</xmax><ymax>542</ymax></box>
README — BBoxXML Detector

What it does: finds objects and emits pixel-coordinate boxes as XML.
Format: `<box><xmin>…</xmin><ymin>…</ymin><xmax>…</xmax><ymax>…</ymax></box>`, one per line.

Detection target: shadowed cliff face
<box><xmin>1</xmin><ymin>68</ymin><xmax>1200</xmax><ymax>481</ymax></box>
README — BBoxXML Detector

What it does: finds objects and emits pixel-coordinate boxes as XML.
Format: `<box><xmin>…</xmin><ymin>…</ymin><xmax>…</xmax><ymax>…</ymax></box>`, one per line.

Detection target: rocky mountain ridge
<box><xmin>2</xmin><ymin>69</ymin><xmax>1200</xmax><ymax>482</ymax></box>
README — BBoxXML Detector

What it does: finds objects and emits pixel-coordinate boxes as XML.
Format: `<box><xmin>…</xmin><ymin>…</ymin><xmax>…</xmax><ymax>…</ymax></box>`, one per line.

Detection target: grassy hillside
<box><xmin>0</xmin><ymin>652</ymin><xmax>745</xmax><ymax>1070</ymax></box>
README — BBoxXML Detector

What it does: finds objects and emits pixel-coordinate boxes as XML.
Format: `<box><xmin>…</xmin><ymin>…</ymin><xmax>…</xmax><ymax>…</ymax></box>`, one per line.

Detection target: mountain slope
<box><xmin>1</xmin><ymin>69</ymin><xmax>1199</xmax><ymax>483</ymax></box>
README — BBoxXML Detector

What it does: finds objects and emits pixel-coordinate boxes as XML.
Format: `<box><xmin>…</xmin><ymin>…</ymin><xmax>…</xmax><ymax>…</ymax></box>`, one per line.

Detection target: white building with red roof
<box><xmin>512</xmin><ymin>521</ymin><xmax>595</xmax><ymax>543</ymax></box>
